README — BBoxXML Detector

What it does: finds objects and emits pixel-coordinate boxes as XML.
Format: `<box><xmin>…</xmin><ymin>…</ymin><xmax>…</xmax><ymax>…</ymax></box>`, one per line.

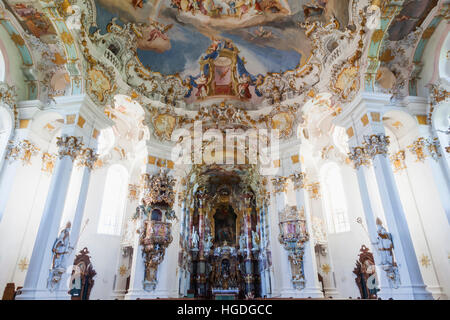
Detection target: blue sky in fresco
<box><xmin>95</xmin><ymin>3</ymin><xmax>302</xmax><ymax>76</ymax></box>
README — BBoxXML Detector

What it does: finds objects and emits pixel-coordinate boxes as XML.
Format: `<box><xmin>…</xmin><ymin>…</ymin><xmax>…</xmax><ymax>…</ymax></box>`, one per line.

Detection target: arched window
<box><xmin>98</xmin><ymin>164</ymin><xmax>128</xmax><ymax>235</ymax></box>
<box><xmin>0</xmin><ymin>49</ymin><xmax>5</xmax><ymax>81</ymax></box>
<box><xmin>320</xmin><ymin>163</ymin><xmax>350</xmax><ymax>233</ymax></box>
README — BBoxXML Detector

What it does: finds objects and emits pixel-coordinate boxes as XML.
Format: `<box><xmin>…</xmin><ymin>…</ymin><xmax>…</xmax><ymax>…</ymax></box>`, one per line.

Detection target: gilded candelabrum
<box><xmin>278</xmin><ymin>206</ymin><xmax>309</xmax><ymax>290</ymax></box>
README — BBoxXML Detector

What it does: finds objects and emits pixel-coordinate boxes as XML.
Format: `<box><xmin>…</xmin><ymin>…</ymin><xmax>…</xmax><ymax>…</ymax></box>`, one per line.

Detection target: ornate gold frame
<box><xmin>199</xmin><ymin>48</ymin><xmax>239</xmax><ymax>98</ymax></box>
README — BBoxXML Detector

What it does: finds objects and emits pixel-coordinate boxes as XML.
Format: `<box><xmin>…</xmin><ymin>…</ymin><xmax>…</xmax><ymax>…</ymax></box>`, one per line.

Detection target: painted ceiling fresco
<box><xmin>93</xmin><ymin>0</ymin><xmax>350</xmax><ymax>76</ymax></box>
<box><xmin>387</xmin><ymin>0</ymin><xmax>438</xmax><ymax>41</ymax></box>
<box><xmin>1</xmin><ymin>0</ymin><xmax>443</xmax><ymax>111</ymax></box>
<box><xmin>4</xmin><ymin>0</ymin><xmax>58</xmax><ymax>43</ymax></box>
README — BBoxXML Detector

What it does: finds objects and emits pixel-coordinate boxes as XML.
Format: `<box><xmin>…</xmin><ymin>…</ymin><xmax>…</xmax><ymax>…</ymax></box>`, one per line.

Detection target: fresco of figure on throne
<box><xmin>184</xmin><ymin>39</ymin><xmax>263</xmax><ymax>102</ymax></box>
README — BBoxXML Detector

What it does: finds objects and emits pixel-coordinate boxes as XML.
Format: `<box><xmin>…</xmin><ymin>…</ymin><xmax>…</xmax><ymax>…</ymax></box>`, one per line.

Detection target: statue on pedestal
<box><xmin>48</xmin><ymin>221</ymin><xmax>73</xmax><ymax>291</ymax></box>
<box><xmin>204</xmin><ymin>234</ymin><xmax>213</xmax><ymax>253</ymax></box>
<box><xmin>192</xmin><ymin>228</ymin><xmax>199</xmax><ymax>249</ymax></box>
<box><xmin>375</xmin><ymin>218</ymin><xmax>400</xmax><ymax>289</ymax></box>
<box><xmin>239</xmin><ymin>233</ymin><xmax>247</xmax><ymax>251</ymax></box>
<box><xmin>375</xmin><ymin>218</ymin><xmax>394</xmax><ymax>266</ymax></box>
<box><xmin>252</xmin><ymin>231</ymin><xmax>260</xmax><ymax>251</ymax></box>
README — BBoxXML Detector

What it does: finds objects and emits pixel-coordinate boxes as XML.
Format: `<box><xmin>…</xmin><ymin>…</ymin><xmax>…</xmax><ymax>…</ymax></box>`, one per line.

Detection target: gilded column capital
<box><xmin>348</xmin><ymin>146</ymin><xmax>371</xmax><ymax>169</ymax></box>
<box><xmin>56</xmin><ymin>135</ymin><xmax>84</xmax><ymax>160</ymax></box>
<box><xmin>363</xmin><ymin>134</ymin><xmax>390</xmax><ymax>158</ymax></box>
<box><xmin>271</xmin><ymin>176</ymin><xmax>288</xmax><ymax>194</ymax></box>
<box><xmin>76</xmin><ymin>148</ymin><xmax>99</xmax><ymax>170</ymax></box>
<box><xmin>5</xmin><ymin>139</ymin><xmax>40</xmax><ymax>165</ymax></box>
<box><xmin>290</xmin><ymin>172</ymin><xmax>307</xmax><ymax>190</ymax></box>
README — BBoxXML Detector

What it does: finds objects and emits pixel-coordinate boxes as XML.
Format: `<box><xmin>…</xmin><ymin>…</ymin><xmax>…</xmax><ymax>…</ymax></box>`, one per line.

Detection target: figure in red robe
<box><xmin>238</xmin><ymin>74</ymin><xmax>252</xmax><ymax>100</ymax></box>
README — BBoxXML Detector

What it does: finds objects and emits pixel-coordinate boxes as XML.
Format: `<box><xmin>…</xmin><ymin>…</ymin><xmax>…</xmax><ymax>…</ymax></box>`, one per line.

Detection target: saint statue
<box><xmin>51</xmin><ymin>221</ymin><xmax>72</xmax><ymax>269</ymax></box>
<box><xmin>239</xmin><ymin>233</ymin><xmax>247</xmax><ymax>250</ymax></box>
<box><xmin>191</xmin><ymin>228</ymin><xmax>199</xmax><ymax>249</ymax></box>
<box><xmin>375</xmin><ymin>218</ymin><xmax>394</xmax><ymax>266</ymax></box>
<box><xmin>251</xmin><ymin>230</ymin><xmax>260</xmax><ymax>250</ymax></box>
<box><xmin>165</xmin><ymin>209</ymin><xmax>178</xmax><ymax>222</ymax></box>
<box><xmin>203</xmin><ymin>234</ymin><xmax>213</xmax><ymax>252</ymax></box>
<box><xmin>134</xmin><ymin>199</ymin><xmax>148</xmax><ymax>220</ymax></box>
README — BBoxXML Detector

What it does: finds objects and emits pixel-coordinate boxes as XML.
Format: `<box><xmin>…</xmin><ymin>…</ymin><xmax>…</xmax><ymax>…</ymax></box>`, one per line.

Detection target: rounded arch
<box><xmin>382</xmin><ymin>109</ymin><xmax>421</xmax><ymax>143</ymax></box>
<box><xmin>29</xmin><ymin>110</ymin><xmax>65</xmax><ymax>150</ymax></box>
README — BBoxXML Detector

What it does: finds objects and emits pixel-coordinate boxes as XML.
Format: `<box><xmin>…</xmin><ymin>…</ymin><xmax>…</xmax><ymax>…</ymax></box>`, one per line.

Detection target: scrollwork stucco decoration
<box><xmin>86</xmin><ymin>63</ymin><xmax>117</xmax><ymax>106</ymax></box>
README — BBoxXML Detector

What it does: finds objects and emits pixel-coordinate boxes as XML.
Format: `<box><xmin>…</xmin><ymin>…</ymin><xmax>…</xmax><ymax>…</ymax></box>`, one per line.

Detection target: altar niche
<box><xmin>213</xmin><ymin>204</ymin><xmax>237</xmax><ymax>246</ymax></box>
<box><xmin>185</xmin><ymin>180</ymin><xmax>266</xmax><ymax>300</ymax></box>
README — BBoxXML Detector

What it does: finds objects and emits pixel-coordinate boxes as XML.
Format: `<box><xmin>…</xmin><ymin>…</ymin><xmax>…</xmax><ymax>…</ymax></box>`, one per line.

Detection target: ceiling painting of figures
<box><xmin>93</xmin><ymin>0</ymin><xmax>351</xmax><ymax>75</ymax></box>
<box><xmin>4</xmin><ymin>0</ymin><xmax>58</xmax><ymax>43</ymax></box>
<box><xmin>93</xmin><ymin>0</ymin><xmax>351</xmax><ymax>104</ymax></box>
<box><xmin>387</xmin><ymin>0</ymin><xmax>438</xmax><ymax>41</ymax></box>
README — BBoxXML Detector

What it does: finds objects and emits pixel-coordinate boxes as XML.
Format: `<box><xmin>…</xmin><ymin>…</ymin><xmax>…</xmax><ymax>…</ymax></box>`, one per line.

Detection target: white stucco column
<box><xmin>305</xmin><ymin>180</ymin><xmax>340</xmax><ymax>298</ymax></box>
<box><xmin>335</xmin><ymin>93</ymin><xmax>432</xmax><ymax>299</ymax></box>
<box><xmin>417</xmin><ymin>124</ymin><xmax>450</xmax><ymax>224</ymax></box>
<box><xmin>17</xmin><ymin>135</ymin><xmax>84</xmax><ymax>300</ymax></box>
<box><xmin>55</xmin><ymin>147</ymin><xmax>98</xmax><ymax>299</ymax></box>
<box><xmin>125</xmin><ymin>166</ymin><xmax>157</xmax><ymax>300</ymax></box>
<box><xmin>124</xmin><ymin>220</ymin><xmax>147</xmax><ymax>300</ymax></box>
<box><xmin>16</xmin><ymin>95</ymin><xmax>112</xmax><ymax>300</ymax></box>
<box><xmin>0</xmin><ymin>128</ymin><xmax>32</xmax><ymax>222</ymax></box>
<box><xmin>125</xmin><ymin>161</ymin><xmax>177</xmax><ymax>300</ymax></box>
<box><xmin>368</xmin><ymin>132</ymin><xmax>432</xmax><ymax>299</ymax></box>
<box><xmin>353</xmin><ymin>162</ymin><xmax>396</xmax><ymax>298</ymax></box>
<box><xmin>269</xmin><ymin>176</ymin><xmax>299</xmax><ymax>298</ymax></box>
<box><xmin>292</xmin><ymin>174</ymin><xmax>324</xmax><ymax>298</ymax></box>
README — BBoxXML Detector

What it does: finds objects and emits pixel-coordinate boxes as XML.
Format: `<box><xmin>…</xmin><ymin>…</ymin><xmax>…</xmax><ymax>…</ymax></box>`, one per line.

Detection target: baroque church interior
<box><xmin>0</xmin><ymin>0</ymin><xmax>449</xmax><ymax>301</ymax></box>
